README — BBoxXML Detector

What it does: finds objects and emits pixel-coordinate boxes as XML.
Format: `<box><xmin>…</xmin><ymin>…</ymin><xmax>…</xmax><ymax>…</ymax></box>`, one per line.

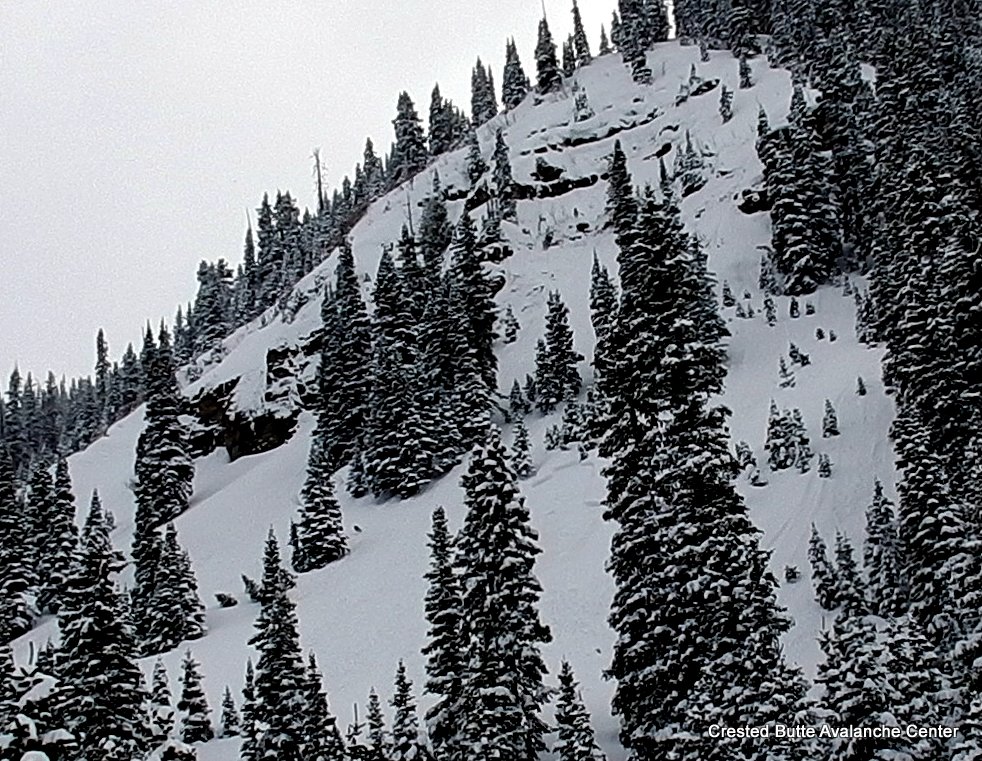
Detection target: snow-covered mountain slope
<box><xmin>14</xmin><ymin>41</ymin><xmax>897</xmax><ymax>759</ymax></box>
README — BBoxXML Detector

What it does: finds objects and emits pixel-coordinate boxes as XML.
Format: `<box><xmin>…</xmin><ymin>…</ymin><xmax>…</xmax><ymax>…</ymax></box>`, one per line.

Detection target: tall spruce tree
<box><xmin>294</xmin><ymin>439</ymin><xmax>348</xmax><ymax>571</ymax></box>
<box><xmin>390</xmin><ymin>92</ymin><xmax>428</xmax><ymax>187</ymax></box>
<box><xmin>141</xmin><ymin>522</ymin><xmax>206</xmax><ymax>654</ymax></box>
<box><xmin>429</xmin><ymin>84</ymin><xmax>453</xmax><ymax>157</ymax></box>
<box><xmin>863</xmin><ymin>479</ymin><xmax>903</xmax><ymax>617</ymax></box>
<box><xmin>534</xmin><ymin>338</ymin><xmax>558</xmax><ymax>415</ymax></box>
<box><xmin>132</xmin><ymin>325</ymin><xmax>194</xmax><ymax>638</ymax></box>
<box><xmin>604</xmin><ymin>141</ymin><xmax>637</xmax><ymax>244</ymax></box>
<box><xmin>562</xmin><ymin>37</ymin><xmax>576</xmax><ymax>78</ymax></box>
<box><xmin>249</xmin><ymin>531</ymin><xmax>307</xmax><ymax>760</ymax></box>
<box><xmin>817</xmin><ymin>612</ymin><xmax>949</xmax><ymax>760</ymax></box>
<box><xmin>422</xmin><ymin>507</ymin><xmax>465</xmax><ymax>760</ymax></box>
<box><xmin>600</xmin><ymin>185</ymin><xmax>726</xmax><ymax>449</ymax></box>
<box><xmin>465</xmin><ymin>129</ymin><xmax>488</xmax><ymax>187</ymax></box>
<box><xmin>896</xmin><ymin>415</ymin><xmax>972</xmax><ymax>631</ymax></box>
<box><xmin>764</xmin><ymin>112</ymin><xmax>839</xmax><ymax>294</ymax></box>
<box><xmin>492</xmin><ymin>130</ymin><xmax>517</xmax><ymax>221</ymax></box>
<box><xmin>150</xmin><ymin>657</ymin><xmax>175</xmax><ymax>741</ymax></box>
<box><xmin>571</xmin><ymin>0</ymin><xmax>592</xmax><ymax>66</ymax></box>
<box><xmin>617</xmin><ymin>0</ymin><xmax>653</xmax><ymax>83</ymax></box>
<box><xmin>318</xmin><ymin>241</ymin><xmax>372</xmax><ymax>469</ymax></box>
<box><xmin>809</xmin><ymin>524</ymin><xmax>839</xmax><ymax>610</ymax></box>
<box><xmin>36</xmin><ymin>457</ymin><xmax>80</xmax><ymax>614</ymax></box>
<box><xmin>590</xmin><ymin>254</ymin><xmax>619</xmax><ymax>392</ymax></box>
<box><xmin>601</xmin><ymin>182</ymin><xmax>796</xmax><ymax>757</ymax></box>
<box><xmin>53</xmin><ymin>496</ymin><xmax>151</xmax><ymax>758</ymax></box>
<box><xmin>599</xmin><ymin>24</ymin><xmax>611</xmax><ymax>55</ymax></box>
<box><xmin>419</xmin><ymin>175</ymin><xmax>452</xmax><ymax>279</ymax></box>
<box><xmin>0</xmin><ymin>446</ymin><xmax>32</xmax><ymax>642</ymax></box>
<box><xmin>447</xmin><ymin>213</ymin><xmax>498</xmax><ymax>425</ymax></box>
<box><xmin>301</xmin><ymin>652</ymin><xmax>346</xmax><ymax>761</ymax></box>
<box><xmin>178</xmin><ymin>650</ymin><xmax>214</xmax><ymax>744</ymax></box>
<box><xmin>4</xmin><ymin>368</ymin><xmax>27</xmax><ymax>473</ymax></box>
<box><xmin>535</xmin><ymin>17</ymin><xmax>562</xmax><ymax>94</ymax></box>
<box><xmin>363</xmin><ymin>249</ymin><xmax>435</xmax><ymax>499</ymax></box>
<box><xmin>471</xmin><ymin>59</ymin><xmax>498</xmax><ymax>127</ymax></box>
<box><xmin>241</xmin><ymin>659</ymin><xmax>259</xmax><ymax>761</ymax></box>
<box><xmin>366</xmin><ymin>687</ymin><xmax>388</xmax><ymax>761</ymax></box>
<box><xmin>502</xmin><ymin>38</ymin><xmax>530</xmax><ymax>110</ymax></box>
<box><xmin>219</xmin><ymin>686</ymin><xmax>241</xmax><ymax>738</ymax></box>
<box><xmin>455</xmin><ymin>427</ymin><xmax>551</xmax><ymax>761</ymax></box>
<box><xmin>389</xmin><ymin>662</ymin><xmax>428</xmax><ymax>761</ymax></box>
<box><xmin>95</xmin><ymin>328</ymin><xmax>111</xmax><ymax>424</ymax></box>
<box><xmin>554</xmin><ymin>661</ymin><xmax>605</xmax><ymax>761</ymax></box>
<box><xmin>544</xmin><ymin>290</ymin><xmax>583</xmax><ymax>403</ymax></box>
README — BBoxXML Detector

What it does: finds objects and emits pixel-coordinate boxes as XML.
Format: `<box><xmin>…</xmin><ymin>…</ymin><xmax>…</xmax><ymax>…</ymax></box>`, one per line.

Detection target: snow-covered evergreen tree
<box><xmin>363</xmin><ymin>249</ymin><xmax>434</xmax><ymax>499</ymax></box>
<box><xmin>818</xmin><ymin>452</ymin><xmax>832</xmax><ymax>477</ymax></box>
<box><xmin>500</xmin><ymin>305</ymin><xmax>520</xmax><ymax>345</ymax></box>
<box><xmin>554</xmin><ymin>661</ymin><xmax>605</xmax><ymax>761</ymax></box>
<box><xmin>562</xmin><ymin>37</ymin><xmax>576</xmax><ymax>78</ymax></box>
<box><xmin>428</xmin><ymin>85</ymin><xmax>453</xmax><ymax>157</ymax></box>
<box><xmin>53</xmin><ymin>495</ymin><xmax>151</xmax><ymax>758</ymax></box>
<box><xmin>470</xmin><ymin>58</ymin><xmax>498</xmax><ymax>127</ymax></box>
<box><xmin>834</xmin><ymin>532</ymin><xmax>866</xmax><ymax>616</ymax></box>
<box><xmin>492</xmin><ymin>130</ymin><xmax>516</xmax><ymax>221</ymax></box>
<box><xmin>301</xmin><ymin>652</ymin><xmax>345</xmax><ymax>761</ymax></box>
<box><xmin>421</xmin><ymin>507</ymin><xmax>464</xmax><ymax>760</ymax></box>
<box><xmin>605</xmin><ymin>393</ymin><xmax>802</xmax><ymax>757</ymax></box>
<box><xmin>240</xmin><ymin>659</ymin><xmax>258</xmax><ymax>761</ymax></box>
<box><xmin>896</xmin><ymin>415</ymin><xmax>972</xmax><ymax>630</ymax></box>
<box><xmin>817</xmin><ymin>612</ymin><xmax>949</xmax><ymax>760</ymax></box>
<box><xmin>132</xmin><ymin>326</ymin><xmax>194</xmax><ymax>638</ymax></box>
<box><xmin>605</xmin><ymin>141</ymin><xmax>637</xmax><ymax>245</ymax></box>
<box><xmin>294</xmin><ymin>439</ymin><xmax>348</xmax><ymax>571</ymax></box>
<box><xmin>219</xmin><ymin>686</ymin><xmax>240</xmax><ymax>738</ymax></box>
<box><xmin>390</xmin><ymin>92</ymin><xmax>428</xmax><ymax>187</ymax></box>
<box><xmin>150</xmin><ymin>657</ymin><xmax>175</xmax><ymax>741</ymax></box>
<box><xmin>570</xmin><ymin>1</ymin><xmax>592</xmax><ymax>66</ymax></box>
<box><xmin>822</xmin><ymin>398</ymin><xmax>840</xmax><ymax>437</ymax></box>
<box><xmin>864</xmin><ymin>479</ymin><xmax>903</xmax><ymax>617</ymax></box>
<box><xmin>249</xmin><ymin>531</ymin><xmax>308</xmax><ymax>760</ymax></box>
<box><xmin>617</xmin><ymin>0</ymin><xmax>653</xmax><ymax>83</ymax></box>
<box><xmin>808</xmin><ymin>524</ymin><xmax>839</xmax><ymax>610</ymax></box>
<box><xmin>719</xmin><ymin>83</ymin><xmax>734</xmax><ymax>122</ymax></box>
<box><xmin>389</xmin><ymin>662</ymin><xmax>428</xmax><ymax>761</ymax></box>
<box><xmin>141</xmin><ymin>523</ymin><xmax>206</xmax><ymax>655</ymax></box>
<box><xmin>589</xmin><ymin>254</ymin><xmax>619</xmax><ymax>399</ymax></box>
<box><xmin>599</xmin><ymin>24</ymin><xmax>611</xmax><ymax>54</ymax></box>
<box><xmin>535</xmin><ymin>16</ymin><xmax>562</xmax><ymax>94</ymax></box>
<box><xmin>178</xmin><ymin>650</ymin><xmax>214</xmax><ymax>744</ymax></box>
<box><xmin>366</xmin><ymin>687</ymin><xmax>388</xmax><ymax>761</ymax></box>
<box><xmin>502</xmin><ymin>39</ymin><xmax>530</xmax><ymax>110</ymax></box>
<box><xmin>35</xmin><ymin>457</ymin><xmax>79</xmax><ymax>614</ymax></box>
<box><xmin>0</xmin><ymin>446</ymin><xmax>32</xmax><ymax>642</ymax></box>
<box><xmin>455</xmin><ymin>428</ymin><xmax>551</xmax><ymax>761</ymax></box>
<box><xmin>535</xmin><ymin>291</ymin><xmax>582</xmax><ymax>414</ymax></box>
<box><xmin>318</xmin><ymin>241</ymin><xmax>372</xmax><ymax>470</ymax></box>
<box><xmin>511</xmin><ymin>419</ymin><xmax>533</xmax><ymax>478</ymax></box>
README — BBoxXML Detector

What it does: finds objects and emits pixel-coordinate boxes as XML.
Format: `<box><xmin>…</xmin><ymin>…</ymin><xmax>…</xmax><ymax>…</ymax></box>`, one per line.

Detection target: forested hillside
<box><xmin>3</xmin><ymin>0</ymin><xmax>982</xmax><ymax>760</ymax></box>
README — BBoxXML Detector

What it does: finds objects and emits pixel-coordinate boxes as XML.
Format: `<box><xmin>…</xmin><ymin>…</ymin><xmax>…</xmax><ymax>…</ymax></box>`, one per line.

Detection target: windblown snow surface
<box><xmin>14</xmin><ymin>42</ymin><xmax>894</xmax><ymax>760</ymax></box>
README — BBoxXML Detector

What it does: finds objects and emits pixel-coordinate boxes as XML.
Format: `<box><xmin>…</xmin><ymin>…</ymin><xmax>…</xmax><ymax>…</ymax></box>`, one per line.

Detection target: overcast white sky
<box><xmin>0</xmin><ymin>0</ymin><xmax>614</xmax><ymax>382</ymax></box>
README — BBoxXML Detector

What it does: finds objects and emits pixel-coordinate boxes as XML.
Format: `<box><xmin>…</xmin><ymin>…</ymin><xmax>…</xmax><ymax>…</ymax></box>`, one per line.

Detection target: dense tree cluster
<box><xmin>614</xmin><ymin>0</ymin><xmax>670</xmax><ymax>83</ymax></box>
